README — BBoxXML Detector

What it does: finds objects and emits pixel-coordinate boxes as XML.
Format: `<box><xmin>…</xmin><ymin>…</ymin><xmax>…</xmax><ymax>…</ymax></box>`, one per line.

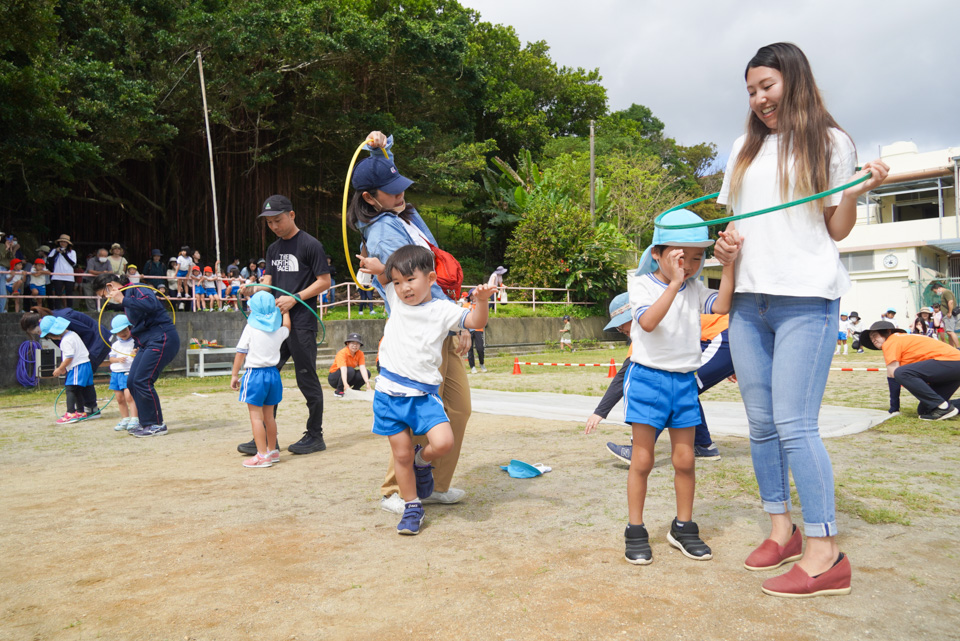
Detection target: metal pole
<box><xmin>196</xmin><ymin>52</ymin><xmax>222</xmax><ymax>271</ymax></box>
<box><xmin>589</xmin><ymin>120</ymin><xmax>596</xmax><ymax>224</ymax></box>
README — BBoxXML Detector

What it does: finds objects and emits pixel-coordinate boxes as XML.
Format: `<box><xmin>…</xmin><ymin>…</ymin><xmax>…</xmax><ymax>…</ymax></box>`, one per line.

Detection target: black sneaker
<box><xmin>288</xmin><ymin>432</ymin><xmax>326</xmax><ymax>454</ymax></box>
<box><xmin>667</xmin><ymin>518</ymin><xmax>712</xmax><ymax>560</ymax></box>
<box><xmin>624</xmin><ymin>524</ymin><xmax>652</xmax><ymax>565</ymax></box>
<box><xmin>919</xmin><ymin>405</ymin><xmax>959</xmax><ymax>421</ymax></box>
<box><xmin>238</xmin><ymin>439</ymin><xmax>281</xmax><ymax>455</ymax></box>
<box><xmin>694</xmin><ymin>443</ymin><xmax>721</xmax><ymax>461</ymax></box>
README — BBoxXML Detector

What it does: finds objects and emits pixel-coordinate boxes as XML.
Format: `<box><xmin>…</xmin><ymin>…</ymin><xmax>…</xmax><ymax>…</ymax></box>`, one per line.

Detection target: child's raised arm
<box><xmin>638</xmin><ymin>248</ymin><xmax>685</xmax><ymax>333</ymax></box>
<box><xmin>464</xmin><ymin>284</ymin><xmax>496</xmax><ymax>330</ymax></box>
<box><xmin>357</xmin><ymin>254</ymin><xmax>389</xmax><ymax>285</ymax></box>
<box><xmin>282</xmin><ymin>310</ymin><xmax>291</xmax><ymax>330</ymax></box>
<box><xmin>711</xmin><ymin>229</ymin><xmax>742</xmax><ymax>315</ymax></box>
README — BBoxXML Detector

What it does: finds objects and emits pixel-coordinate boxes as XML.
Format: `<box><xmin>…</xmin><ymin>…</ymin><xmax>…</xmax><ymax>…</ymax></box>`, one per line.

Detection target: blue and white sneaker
<box><xmin>131</xmin><ymin>424</ymin><xmax>167</xmax><ymax>438</ymax></box>
<box><xmin>125</xmin><ymin>419</ymin><xmax>140</xmax><ymax>432</ymax></box>
<box><xmin>413</xmin><ymin>444</ymin><xmax>434</xmax><ymax>499</ymax></box>
<box><xmin>397</xmin><ymin>502</ymin><xmax>425</xmax><ymax>535</ymax></box>
<box><xmin>606</xmin><ymin>442</ymin><xmax>632</xmax><ymax>464</ymax></box>
<box><xmin>694</xmin><ymin>443</ymin><xmax>721</xmax><ymax>461</ymax></box>
<box><xmin>114</xmin><ymin>417</ymin><xmax>130</xmax><ymax>432</ymax></box>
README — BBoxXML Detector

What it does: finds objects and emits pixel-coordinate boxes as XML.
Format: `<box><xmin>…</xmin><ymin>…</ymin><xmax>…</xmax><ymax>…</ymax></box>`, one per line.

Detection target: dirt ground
<box><xmin>2</xmin><ymin>348</ymin><xmax>959</xmax><ymax>641</ymax></box>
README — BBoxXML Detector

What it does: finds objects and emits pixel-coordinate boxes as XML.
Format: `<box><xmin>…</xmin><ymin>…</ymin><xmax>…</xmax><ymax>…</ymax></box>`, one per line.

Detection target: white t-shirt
<box><xmin>717</xmin><ymin>129</ymin><xmax>857</xmax><ymax>299</ymax></box>
<box><xmin>51</xmin><ymin>249</ymin><xmax>77</xmax><ymax>282</ymax></box>
<box><xmin>60</xmin><ymin>330</ymin><xmax>90</xmax><ymax>367</ymax></box>
<box><xmin>29</xmin><ymin>266</ymin><xmax>47</xmax><ymax>287</ymax></box>
<box><xmin>109</xmin><ymin>338</ymin><xmax>136</xmax><ymax>372</ymax></box>
<box><xmin>400</xmin><ymin>219</ymin><xmax>431</xmax><ymax>249</ymax></box>
<box><xmin>176</xmin><ymin>255</ymin><xmax>194</xmax><ymax>272</ymax></box>
<box><xmin>166</xmin><ymin>268</ymin><xmax>178</xmax><ymax>291</ymax></box>
<box><xmin>628</xmin><ymin>272</ymin><xmax>718</xmax><ymax>373</ymax></box>
<box><xmin>376</xmin><ymin>283</ymin><xmax>469</xmax><ymax>396</ymax></box>
<box><xmin>127</xmin><ymin>273</ymin><xmax>140</xmax><ymax>284</ymax></box>
<box><xmin>236</xmin><ymin>324</ymin><xmax>290</xmax><ymax>369</ymax></box>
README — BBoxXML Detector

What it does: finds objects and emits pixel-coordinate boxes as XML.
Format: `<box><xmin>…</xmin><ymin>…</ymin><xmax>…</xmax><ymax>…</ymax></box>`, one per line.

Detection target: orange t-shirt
<box><xmin>329</xmin><ymin>346</ymin><xmax>366</xmax><ymax>374</ymax></box>
<box><xmin>700</xmin><ymin>314</ymin><xmax>729</xmax><ymax>341</ymax></box>
<box><xmin>881</xmin><ymin>333</ymin><xmax>960</xmax><ymax>366</ymax></box>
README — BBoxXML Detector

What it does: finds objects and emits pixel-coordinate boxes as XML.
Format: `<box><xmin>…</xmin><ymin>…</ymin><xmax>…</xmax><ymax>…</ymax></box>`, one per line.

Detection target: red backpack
<box><xmin>425</xmin><ymin>240</ymin><xmax>463</xmax><ymax>301</ymax></box>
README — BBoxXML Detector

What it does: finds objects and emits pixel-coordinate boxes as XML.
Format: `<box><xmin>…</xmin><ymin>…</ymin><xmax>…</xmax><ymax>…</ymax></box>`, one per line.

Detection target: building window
<box><xmin>840</xmin><ymin>251</ymin><xmax>874</xmax><ymax>272</ymax></box>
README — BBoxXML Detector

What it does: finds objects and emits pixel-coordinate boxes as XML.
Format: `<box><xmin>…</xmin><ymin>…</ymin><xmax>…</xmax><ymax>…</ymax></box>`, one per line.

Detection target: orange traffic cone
<box><xmin>607</xmin><ymin>358</ymin><xmax>617</xmax><ymax>378</ymax></box>
<box><xmin>513</xmin><ymin>357</ymin><xmax>522</xmax><ymax>375</ymax></box>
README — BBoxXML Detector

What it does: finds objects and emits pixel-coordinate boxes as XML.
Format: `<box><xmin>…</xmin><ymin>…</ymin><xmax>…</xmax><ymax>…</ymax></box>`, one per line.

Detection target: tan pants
<box><xmin>380</xmin><ymin>335</ymin><xmax>471</xmax><ymax>496</ymax></box>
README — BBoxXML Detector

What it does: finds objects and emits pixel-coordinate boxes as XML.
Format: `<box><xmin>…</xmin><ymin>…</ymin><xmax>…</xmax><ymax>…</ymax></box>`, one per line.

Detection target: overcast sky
<box><xmin>461</xmin><ymin>0</ymin><xmax>960</xmax><ymax>166</ymax></box>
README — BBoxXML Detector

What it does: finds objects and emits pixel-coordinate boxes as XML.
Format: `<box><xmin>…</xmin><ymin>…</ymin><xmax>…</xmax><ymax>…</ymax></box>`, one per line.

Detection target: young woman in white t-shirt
<box><xmin>713</xmin><ymin>42</ymin><xmax>889</xmax><ymax>598</ymax></box>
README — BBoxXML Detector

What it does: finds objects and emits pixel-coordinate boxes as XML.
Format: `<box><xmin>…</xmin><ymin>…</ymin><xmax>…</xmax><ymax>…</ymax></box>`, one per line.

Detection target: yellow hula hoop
<box><xmin>98</xmin><ymin>283</ymin><xmax>177</xmax><ymax>356</ymax></box>
<box><xmin>342</xmin><ymin>139</ymin><xmax>391</xmax><ymax>291</ymax></box>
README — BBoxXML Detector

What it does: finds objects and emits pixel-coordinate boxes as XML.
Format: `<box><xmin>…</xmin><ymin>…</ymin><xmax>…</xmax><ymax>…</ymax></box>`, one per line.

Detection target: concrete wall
<box><xmin>0</xmin><ymin>312</ymin><xmax>616</xmax><ymax>389</ymax></box>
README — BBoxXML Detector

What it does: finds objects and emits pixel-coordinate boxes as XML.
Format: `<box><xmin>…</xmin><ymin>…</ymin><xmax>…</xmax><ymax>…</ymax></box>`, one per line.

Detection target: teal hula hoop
<box><xmin>238</xmin><ymin>282</ymin><xmax>326</xmax><ymax>345</ymax></box>
<box><xmin>54</xmin><ymin>388</ymin><xmax>115</xmax><ymax>421</ymax></box>
<box><xmin>654</xmin><ymin>172</ymin><xmax>872</xmax><ymax>230</ymax></box>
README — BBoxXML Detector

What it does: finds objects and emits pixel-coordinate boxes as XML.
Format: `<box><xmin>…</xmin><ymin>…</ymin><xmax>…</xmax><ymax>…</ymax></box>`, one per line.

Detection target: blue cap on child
<box><xmin>111</xmin><ymin>314</ymin><xmax>133</xmax><ymax>334</ymax></box>
<box><xmin>40</xmin><ymin>316</ymin><xmax>71</xmax><ymax>337</ymax></box>
<box><xmin>247</xmin><ymin>291</ymin><xmax>282</xmax><ymax>333</ymax></box>
<box><xmin>635</xmin><ymin>209</ymin><xmax>714</xmax><ymax>280</ymax></box>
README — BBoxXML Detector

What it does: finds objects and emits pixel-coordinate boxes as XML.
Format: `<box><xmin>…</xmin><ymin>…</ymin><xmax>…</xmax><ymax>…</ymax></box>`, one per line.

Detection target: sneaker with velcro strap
<box><xmin>624</xmin><ymin>524</ymin><xmax>652</xmax><ymax>565</ymax></box>
<box><xmin>666</xmin><ymin>518</ymin><xmax>712</xmax><ymax>561</ymax></box>
<box><xmin>397</xmin><ymin>502</ymin><xmax>425</xmax><ymax>535</ymax></box>
<box><xmin>413</xmin><ymin>444</ymin><xmax>435</xmax><ymax>499</ymax></box>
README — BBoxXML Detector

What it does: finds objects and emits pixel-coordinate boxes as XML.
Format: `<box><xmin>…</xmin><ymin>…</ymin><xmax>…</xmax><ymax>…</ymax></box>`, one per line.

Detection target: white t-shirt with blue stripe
<box><xmin>376</xmin><ymin>283</ymin><xmax>469</xmax><ymax>396</ymax></box>
<box><xmin>628</xmin><ymin>272</ymin><xmax>717</xmax><ymax>373</ymax></box>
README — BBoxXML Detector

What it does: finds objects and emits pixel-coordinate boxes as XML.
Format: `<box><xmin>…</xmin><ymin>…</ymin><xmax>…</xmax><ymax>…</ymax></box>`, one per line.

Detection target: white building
<box><xmin>704</xmin><ymin>141</ymin><xmax>960</xmax><ymax>326</ymax></box>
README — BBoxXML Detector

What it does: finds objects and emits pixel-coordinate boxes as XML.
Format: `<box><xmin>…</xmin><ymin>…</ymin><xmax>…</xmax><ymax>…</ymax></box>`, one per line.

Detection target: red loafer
<box><xmin>744</xmin><ymin>524</ymin><xmax>803</xmax><ymax>571</ymax></box>
<box><xmin>761</xmin><ymin>553</ymin><xmax>852</xmax><ymax>598</ymax></box>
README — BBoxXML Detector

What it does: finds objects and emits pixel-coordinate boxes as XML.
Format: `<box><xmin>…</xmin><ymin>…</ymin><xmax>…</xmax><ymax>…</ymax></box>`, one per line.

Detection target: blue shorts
<box><xmin>372</xmin><ymin>391</ymin><xmax>450</xmax><ymax>436</ymax></box>
<box><xmin>838</xmin><ymin>331</ymin><xmax>847</xmax><ymax>340</ymax></box>
<box><xmin>230</xmin><ymin>286</ymin><xmax>239</xmax><ymax>296</ymax></box>
<box><xmin>109</xmin><ymin>371</ymin><xmax>129</xmax><ymax>391</ymax></box>
<box><xmin>5</xmin><ymin>284</ymin><xmax>12</xmax><ymax>294</ymax></box>
<box><xmin>623</xmin><ymin>362</ymin><xmax>700</xmax><ymax>430</ymax></box>
<box><xmin>31</xmin><ymin>285</ymin><xmax>46</xmax><ymax>295</ymax></box>
<box><xmin>176</xmin><ymin>269</ymin><xmax>187</xmax><ymax>277</ymax></box>
<box><xmin>66</xmin><ymin>361</ymin><xmax>94</xmax><ymax>387</ymax></box>
<box><xmin>201</xmin><ymin>287</ymin><xmax>216</xmax><ymax>296</ymax></box>
<box><xmin>238</xmin><ymin>367</ymin><xmax>282</xmax><ymax>407</ymax></box>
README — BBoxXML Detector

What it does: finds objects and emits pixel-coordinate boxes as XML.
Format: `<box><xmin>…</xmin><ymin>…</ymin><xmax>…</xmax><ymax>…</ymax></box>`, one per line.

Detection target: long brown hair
<box><xmin>345</xmin><ymin>191</ymin><xmax>415</xmax><ymax>232</ymax></box>
<box><xmin>728</xmin><ymin>42</ymin><xmax>850</xmax><ymax>207</ymax></box>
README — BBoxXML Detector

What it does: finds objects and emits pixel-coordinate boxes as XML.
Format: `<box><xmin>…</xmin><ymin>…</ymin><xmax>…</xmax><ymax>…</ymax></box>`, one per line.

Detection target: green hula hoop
<box><xmin>54</xmin><ymin>387</ymin><xmax>115</xmax><ymax>422</ymax></box>
<box><xmin>238</xmin><ymin>282</ymin><xmax>326</xmax><ymax>345</ymax></box>
<box><xmin>654</xmin><ymin>172</ymin><xmax>872</xmax><ymax>230</ymax></box>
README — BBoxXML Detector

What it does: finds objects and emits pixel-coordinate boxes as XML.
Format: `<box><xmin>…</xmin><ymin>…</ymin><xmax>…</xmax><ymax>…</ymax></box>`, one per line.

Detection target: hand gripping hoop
<box><xmin>342</xmin><ymin>140</ymin><xmax>391</xmax><ymax>291</ymax></box>
<box><xmin>653</xmin><ymin>172</ymin><xmax>872</xmax><ymax>230</ymax></box>
<box><xmin>237</xmin><ymin>282</ymin><xmax>326</xmax><ymax>345</ymax></box>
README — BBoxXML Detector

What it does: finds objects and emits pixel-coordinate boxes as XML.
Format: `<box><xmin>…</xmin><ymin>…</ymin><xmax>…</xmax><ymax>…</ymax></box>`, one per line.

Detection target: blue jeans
<box><xmin>729</xmin><ymin>294</ymin><xmax>839</xmax><ymax>538</ymax></box>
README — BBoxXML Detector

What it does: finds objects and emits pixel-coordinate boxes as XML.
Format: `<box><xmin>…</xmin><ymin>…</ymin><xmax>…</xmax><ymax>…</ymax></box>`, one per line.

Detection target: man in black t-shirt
<box><xmin>237</xmin><ymin>195</ymin><xmax>332</xmax><ymax>456</ymax></box>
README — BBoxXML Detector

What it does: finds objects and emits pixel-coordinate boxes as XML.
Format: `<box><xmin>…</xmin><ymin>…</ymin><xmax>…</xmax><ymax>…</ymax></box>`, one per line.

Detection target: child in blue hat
<box><xmin>230</xmin><ymin>291</ymin><xmax>291</xmax><ymax>468</ymax></box>
<box><xmin>42</xmin><ymin>315</ymin><xmax>97</xmax><ymax>424</ymax></box>
<box><xmin>621</xmin><ymin>209</ymin><xmax>740</xmax><ymax>566</ymax></box>
<box><xmin>108</xmin><ymin>314</ymin><xmax>139</xmax><ymax>432</ymax></box>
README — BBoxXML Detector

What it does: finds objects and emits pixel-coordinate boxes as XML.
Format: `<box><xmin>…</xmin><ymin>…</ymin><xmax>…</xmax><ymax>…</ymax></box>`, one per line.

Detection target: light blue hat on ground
<box><xmin>247</xmin><ymin>291</ymin><xmax>282</xmax><ymax>332</ymax></box>
<box><xmin>40</xmin><ymin>315</ymin><xmax>70</xmax><ymax>337</ymax></box>
<box><xmin>500</xmin><ymin>460</ymin><xmax>552</xmax><ymax>478</ymax></box>
<box><xmin>604</xmin><ymin>292</ymin><xmax>632</xmax><ymax>332</ymax></box>
<box><xmin>111</xmin><ymin>314</ymin><xmax>132</xmax><ymax>334</ymax></box>
<box><xmin>636</xmin><ymin>209</ymin><xmax>714</xmax><ymax>281</ymax></box>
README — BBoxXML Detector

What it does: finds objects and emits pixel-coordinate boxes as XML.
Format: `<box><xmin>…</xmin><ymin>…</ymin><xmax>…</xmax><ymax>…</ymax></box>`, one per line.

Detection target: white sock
<box><xmin>843</xmin><ymin>346</ymin><xmax>848</xmax><ymax>354</ymax></box>
<box><xmin>939</xmin><ymin>401</ymin><xmax>949</xmax><ymax>410</ymax></box>
<box><xmin>414</xmin><ymin>450</ymin><xmax>428</xmax><ymax>467</ymax></box>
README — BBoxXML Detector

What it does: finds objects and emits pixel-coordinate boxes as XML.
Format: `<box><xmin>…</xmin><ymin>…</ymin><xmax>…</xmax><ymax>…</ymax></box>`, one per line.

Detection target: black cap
<box><xmin>345</xmin><ymin>332</ymin><xmax>363</xmax><ymax>346</ymax></box>
<box><xmin>259</xmin><ymin>195</ymin><xmax>293</xmax><ymax>217</ymax></box>
<box><xmin>860</xmin><ymin>320</ymin><xmax>906</xmax><ymax>350</ymax></box>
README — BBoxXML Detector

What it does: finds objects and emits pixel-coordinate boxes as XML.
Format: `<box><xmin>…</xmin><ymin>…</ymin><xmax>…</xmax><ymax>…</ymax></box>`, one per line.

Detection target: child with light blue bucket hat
<box><xmin>619</xmin><ymin>209</ymin><xmax>741</xmax><ymax>566</ymax></box>
<box><xmin>108</xmin><ymin>314</ymin><xmax>140</xmax><ymax>432</ymax></box>
<box><xmin>230</xmin><ymin>291</ymin><xmax>291</xmax><ymax>468</ymax></box>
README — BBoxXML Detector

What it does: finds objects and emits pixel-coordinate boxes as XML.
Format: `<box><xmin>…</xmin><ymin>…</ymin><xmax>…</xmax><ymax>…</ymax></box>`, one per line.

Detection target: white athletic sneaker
<box><xmin>422</xmin><ymin>488</ymin><xmax>466</xmax><ymax>505</ymax></box>
<box><xmin>471</xmin><ymin>367</ymin><xmax>477</xmax><ymax>374</ymax></box>
<box><xmin>380</xmin><ymin>493</ymin><xmax>405</xmax><ymax>515</ymax></box>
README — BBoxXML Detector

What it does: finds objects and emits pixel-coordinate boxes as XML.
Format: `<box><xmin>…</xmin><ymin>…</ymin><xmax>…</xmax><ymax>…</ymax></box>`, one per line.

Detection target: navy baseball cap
<box><xmin>351</xmin><ymin>156</ymin><xmax>414</xmax><ymax>195</ymax></box>
<box><xmin>259</xmin><ymin>195</ymin><xmax>293</xmax><ymax>217</ymax></box>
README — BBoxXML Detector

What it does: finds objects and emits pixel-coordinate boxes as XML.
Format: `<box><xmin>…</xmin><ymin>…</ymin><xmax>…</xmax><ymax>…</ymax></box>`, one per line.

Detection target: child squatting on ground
<box><xmin>622</xmin><ymin>208</ymin><xmax>739</xmax><ymax>565</ymax></box>
<box><xmin>42</xmin><ymin>316</ymin><xmax>100</xmax><ymax>423</ymax></box>
<box><xmin>230</xmin><ymin>291</ymin><xmax>291</xmax><ymax>468</ymax></box>
<box><xmin>108</xmin><ymin>314</ymin><xmax>140</xmax><ymax>433</ymax></box>
<box><xmin>358</xmin><ymin>245</ymin><xmax>495</xmax><ymax>535</ymax></box>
